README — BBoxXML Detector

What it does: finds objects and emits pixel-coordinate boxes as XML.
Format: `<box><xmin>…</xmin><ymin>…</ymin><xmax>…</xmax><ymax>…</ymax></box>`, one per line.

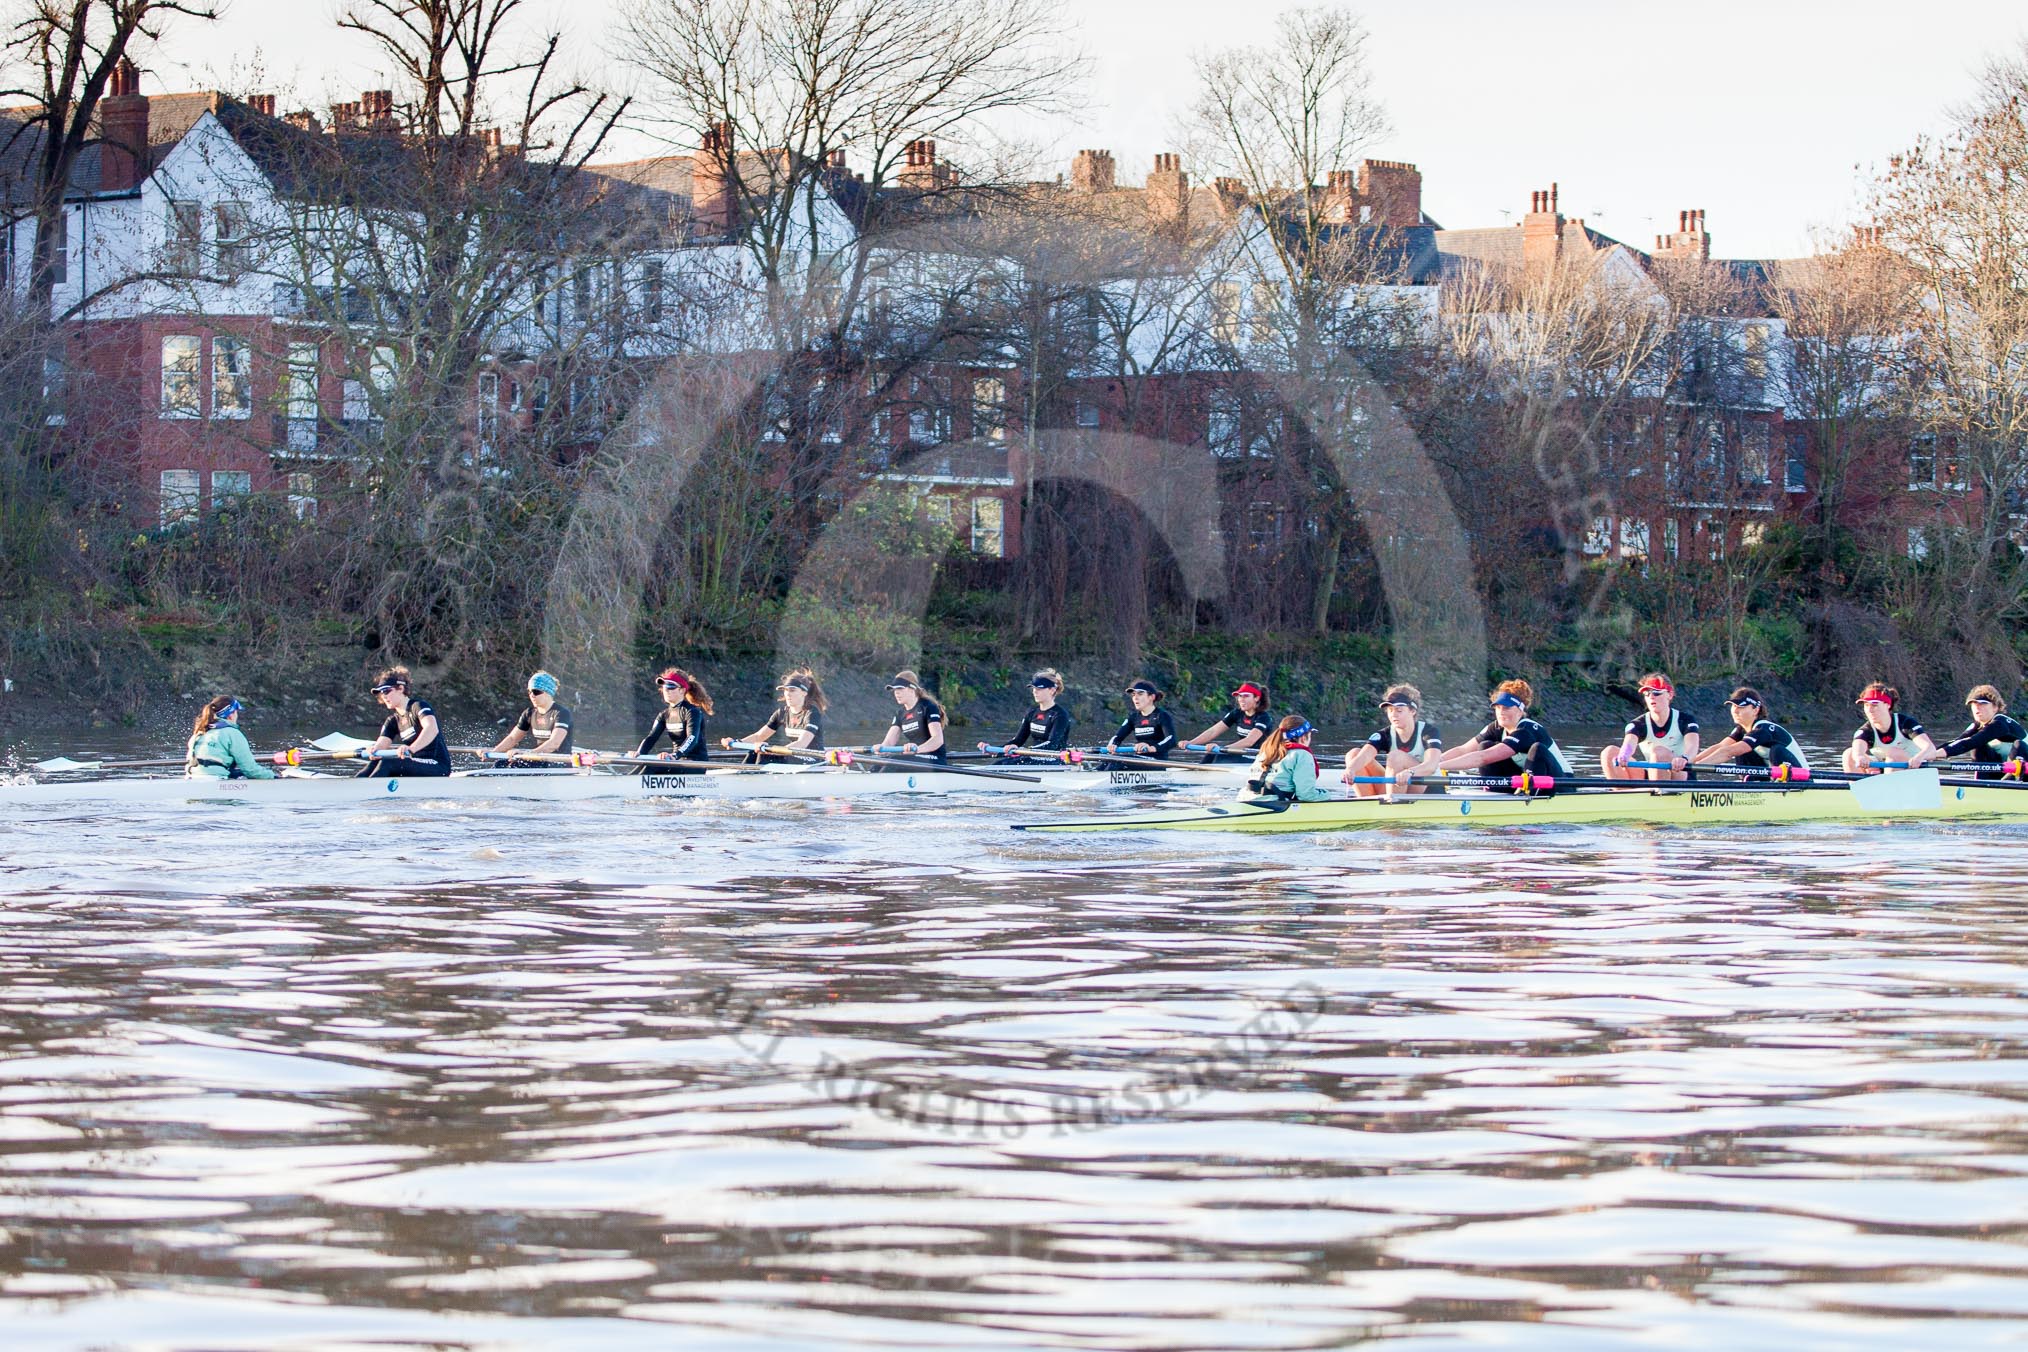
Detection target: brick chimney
<box><xmin>1522</xmin><ymin>183</ymin><xmax>1563</xmax><ymax>271</ymax></box>
<box><xmin>98</xmin><ymin>59</ymin><xmax>149</xmax><ymax>193</ymax></box>
<box><xmin>1212</xmin><ymin>176</ymin><xmax>1248</xmax><ymax>211</ymax></box>
<box><xmin>901</xmin><ymin>139</ymin><xmax>950</xmax><ymax>190</ymax></box>
<box><xmin>284</xmin><ymin>110</ymin><xmax>323</xmax><ymax>135</ymax></box>
<box><xmin>1144</xmin><ymin>152</ymin><xmax>1188</xmax><ymax>232</ymax></box>
<box><xmin>246</xmin><ymin>93</ymin><xmax>276</xmax><ymax>118</ymax></box>
<box><xmin>1322</xmin><ymin>168</ymin><xmax>1357</xmax><ymax>222</ymax></box>
<box><xmin>1358</xmin><ymin>159</ymin><xmax>1422</xmax><ymax>228</ymax></box>
<box><xmin>1851</xmin><ymin>223</ymin><xmax>1884</xmax><ymax>250</ymax></box>
<box><xmin>691</xmin><ymin>122</ymin><xmax>734</xmax><ymax>236</ymax></box>
<box><xmin>360</xmin><ymin>89</ymin><xmax>395</xmax><ymax>130</ymax></box>
<box><xmin>1653</xmin><ymin>208</ymin><xmax>1710</xmax><ymax>262</ymax></box>
<box><xmin>1070</xmin><ymin>148</ymin><xmax>1115</xmax><ymax>194</ymax></box>
<box><xmin>329</xmin><ymin>100</ymin><xmax>361</xmax><ymax>131</ymax></box>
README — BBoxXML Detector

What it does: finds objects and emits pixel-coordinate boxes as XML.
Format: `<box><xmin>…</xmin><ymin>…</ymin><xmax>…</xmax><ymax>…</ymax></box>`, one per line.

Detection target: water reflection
<box><xmin>2</xmin><ymin>812</ymin><xmax>2027</xmax><ymax>1348</ymax></box>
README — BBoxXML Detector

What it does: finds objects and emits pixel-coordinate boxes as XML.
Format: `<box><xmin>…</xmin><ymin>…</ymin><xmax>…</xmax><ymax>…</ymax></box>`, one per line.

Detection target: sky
<box><xmin>139</xmin><ymin>0</ymin><xmax>2023</xmax><ymax>261</ymax></box>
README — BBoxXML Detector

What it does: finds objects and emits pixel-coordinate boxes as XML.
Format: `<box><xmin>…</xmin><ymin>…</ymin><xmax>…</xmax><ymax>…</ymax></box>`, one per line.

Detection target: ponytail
<box><xmin>191</xmin><ymin>694</ymin><xmax>236</xmax><ymax>738</ymax></box>
<box><xmin>1254</xmin><ymin>714</ymin><xmax>1311</xmax><ymax>770</ymax></box>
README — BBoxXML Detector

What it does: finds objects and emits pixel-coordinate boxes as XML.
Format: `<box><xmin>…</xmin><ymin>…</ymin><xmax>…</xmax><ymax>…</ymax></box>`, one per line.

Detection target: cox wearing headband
<box><xmin>186</xmin><ymin>695</ymin><xmax>275</xmax><ymax>781</ymax></box>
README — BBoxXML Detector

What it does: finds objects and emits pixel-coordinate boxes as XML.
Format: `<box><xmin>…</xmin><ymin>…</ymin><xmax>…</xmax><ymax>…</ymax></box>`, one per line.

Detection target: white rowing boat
<box><xmin>0</xmin><ymin>760</ymin><xmax>1250</xmax><ymax>807</ymax></box>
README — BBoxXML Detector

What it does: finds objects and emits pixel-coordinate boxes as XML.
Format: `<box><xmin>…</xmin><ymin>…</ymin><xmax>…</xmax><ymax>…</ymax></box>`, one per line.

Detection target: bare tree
<box><xmin>1873</xmin><ymin>41</ymin><xmax>2028</xmax><ymax>637</ymax></box>
<box><xmin>0</xmin><ymin>0</ymin><xmax>217</xmax><ymax>302</ymax></box>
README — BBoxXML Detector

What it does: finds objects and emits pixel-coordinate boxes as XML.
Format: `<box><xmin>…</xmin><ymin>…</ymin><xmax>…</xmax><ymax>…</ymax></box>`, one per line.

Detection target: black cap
<box><xmin>780</xmin><ymin>675</ymin><xmax>813</xmax><ymax>693</ymax></box>
<box><xmin>1126</xmin><ymin>679</ymin><xmax>1160</xmax><ymax>696</ymax></box>
<box><xmin>886</xmin><ymin>674</ymin><xmax>915</xmax><ymax>689</ymax></box>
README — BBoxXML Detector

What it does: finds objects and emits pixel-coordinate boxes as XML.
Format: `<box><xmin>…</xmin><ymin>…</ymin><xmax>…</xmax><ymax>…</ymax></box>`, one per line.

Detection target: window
<box><xmin>509</xmin><ymin>379</ymin><xmax>524</xmax><ymax>413</ymax></box>
<box><xmin>1074</xmin><ymin>401</ymin><xmax>1100</xmax><ymax>431</ymax></box>
<box><xmin>1246</xmin><ymin>409</ymin><xmax>1280</xmax><ymax>460</ymax></box>
<box><xmin>214</xmin><ymin>201</ymin><xmax>251</xmax><ymax>275</ymax></box>
<box><xmin>160</xmin><ymin>335</ymin><xmax>201</xmax><ymax>417</ymax></box>
<box><xmin>1250</xmin><ymin>283</ymin><xmax>1278</xmax><ymax>346</ymax></box>
<box><xmin>41</xmin><ymin>355</ymin><xmax>63</xmax><ymax>424</ymax></box>
<box><xmin>476</xmin><ymin>371</ymin><xmax>499</xmax><ymax>450</ymax></box>
<box><xmin>211</xmin><ymin>337</ymin><xmax>250</xmax><ymax>418</ymax></box>
<box><xmin>1663</xmin><ymin>517</ymin><xmax>1680</xmax><ymax>559</ymax></box>
<box><xmin>1696</xmin><ymin>421</ymin><xmax>1725</xmax><ymax>478</ymax></box>
<box><xmin>640</xmin><ymin>258</ymin><xmax>664</xmax><ymax>322</ymax></box>
<box><xmin>350</xmin><ymin>345</ymin><xmax>397</xmax><ymax>424</ymax></box>
<box><xmin>972</xmin><ymin>377</ymin><xmax>1006</xmax><ymax>442</ymax></box>
<box><xmin>970</xmin><ymin>496</ymin><xmax>1004</xmax><ymax>557</ymax></box>
<box><xmin>1207</xmin><ymin>391</ymin><xmax>1242</xmax><ymax>458</ymax></box>
<box><xmin>923</xmin><ymin>494</ymin><xmax>953</xmax><ymax>529</ymax></box>
<box><xmin>1908</xmin><ymin>526</ymin><xmax>1930</xmax><ymax>561</ymax></box>
<box><xmin>810</xmin><ymin>379</ymin><xmax>842</xmax><ymax>443</ymax></box>
<box><xmin>164</xmin><ymin>200</ymin><xmax>202</xmax><ymax>273</ymax></box>
<box><xmin>287</xmin><ymin>471</ymin><xmax>317</xmax><ymax>520</ymax></box>
<box><xmin>573</xmin><ymin>263</ymin><xmax>594</xmax><ymax>320</ymax></box>
<box><xmin>48</xmin><ymin>210</ymin><xmax>66</xmax><ymax>286</ymax></box>
<box><xmin>159</xmin><ymin>469</ymin><xmax>199</xmax><ymax>527</ymax></box>
<box><xmin>286</xmin><ymin>343</ymin><xmax>319</xmax><ymax>418</ymax></box>
<box><xmin>1909</xmin><ymin>435</ymin><xmax>1936</xmax><ymax>490</ymax></box>
<box><xmin>342</xmin><ymin>378</ymin><xmax>370</xmax><ymax>422</ymax></box>
<box><xmin>1738</xmin><ymin>421</ymin><xmax>1771</xmax><ymax>485</ymax></box>
<box><xmin>1743</xmin><ymin>322</ymin><xmax>1769</xmax><ymax>386</ymax></box>
<box><xmin>908</xmin><ymin>380</ymin><xmax>949</xmax><ymax>444</ymax></box>
<box><xmin>1740</xmin><ymin>521</ymin><xmax>1767</xmax><ymax>549</ymax></box>
<box><xmin>1619</xmin><ymin>518</ymin><xmax>1650</xmax><ymax>559</ymax></box>
<box><xmin>210</xmin><ymin>469</ymin><xmax>251</xmax><ymax>508</ymax></box>
<box><xmin>1246</xmin><ymin>500</ymin><xmax>1284</xmax><ymax>548</ymax></box>
<box><xmin>1784</xmin><ymin>431</ymin><xmax>1807</xmax><ymax>493</ymax></box>
<box><xmin>1082</xmin><ymin>291</ymin><xmax>1106</xmax><ymax>347</ymax></box>
<box><xmin>1695</xmin><ymin>512</ymin><xmax>1725</xmax><ymax>560</ymax></box>
<box><xmin>1583</xmin><ymin>515</ymin><xmax>1613</xmax><ymax>556</ymax></box>
<box><xmin>1210</xmin><ymin>281</ymin><xmax>1242</xmax><ymax>345</ymax></box>
<box><xmin>758</xmin><ymin>376</ymin><xmax>789</xmax><ymax>441</ymax></box>
<box><xmin>1940</xmin><ymin>448</ymin><xmax>1967</xmax><ymax>493</ymax></box>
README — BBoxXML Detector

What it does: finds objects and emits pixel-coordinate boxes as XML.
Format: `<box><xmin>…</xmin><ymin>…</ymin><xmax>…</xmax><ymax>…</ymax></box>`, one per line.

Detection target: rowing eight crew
<box><xmin>182</xmin><ymin>664</ymin><xmax>2028</xmax><ymax>786</ymax></box>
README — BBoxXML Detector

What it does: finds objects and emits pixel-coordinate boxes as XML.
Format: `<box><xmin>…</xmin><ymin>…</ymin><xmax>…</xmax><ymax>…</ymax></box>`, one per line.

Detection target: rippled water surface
<box><xmin>3</xmin><ymin>783</ymin><xmax>2027</xmax><ymax>1350</ymax></box>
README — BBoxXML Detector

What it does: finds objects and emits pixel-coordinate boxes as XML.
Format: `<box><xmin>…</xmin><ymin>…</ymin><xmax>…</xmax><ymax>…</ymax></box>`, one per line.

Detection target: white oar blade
<box><xmin>31</xmin><ymin>757</ymin><xmax>98</xmax><ymax>774</ymax></box>
<box><xmin>1849</xmin><ymin>766</ymin><xmax>1940</xmax><ymax>813</ymax></box>
<box><xmin>310</xmin><ymin>732</ymin><xmax>374</xmax><ymax>753</ymax></box>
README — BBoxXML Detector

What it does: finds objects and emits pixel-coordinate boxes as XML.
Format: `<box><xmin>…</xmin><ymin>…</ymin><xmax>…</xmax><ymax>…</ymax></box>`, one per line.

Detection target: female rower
<box><xmin>636</xmin><ymin>668</ymin><xmax>714</xmax><ymax>768</ymax></box>
<box><xmin>1342</xmin><ymin>683</ymin><xmax>1442</xmax><ymax>796</ymax></box>
<box><xmin>1842</xmin><ymin>682</ymin><xmax>1938</xmax><ymax>774</ymax></box>
<box><xmin>1250</xmin><ymin>715</ymin><xmax>1333</xmax><ymax>802</ymax></box>
<box><xmin>1935</xmin><ymin>684</ymin><xmax>2026</xmax><ymax>778</ymax></box>
<box><xmin>1693</xmin><ymin>687</ymin><xmax>1810</xmax><ymax>772</ymax></box>
<box><xmin>1105</xmin><ymin>679</ymin><xmax>1178</xmax><ymax>760</ymax></box>
<box><xmin>1603</xmin><ymin>672</ymin><xmax>1700</xmax><ymax>780</ymax></box>
<box><xmin>489</xmin><ymin>670</ymin><xmax>572</xmax><ymax>766</ymax></box>
<box><xmin>1188</xmin><ymin>681</ymin><xmax>1271</xmax><ymax>763</ymax></box>
<box><xmin>881</xmin><ymin>670</ymin><xmax>948</xmax><ymax>763</ymax></box>
<box><xmin>735</xmin><ymin>668</ymin><xmax>825</xmax><ymax>763</ymax></box>
<box><xmin>996</xmin><ymin>668</ymin><xmax>1072</xmax><ymax>757</ymax></box>
<box><xmin>1439</xmin><ymin>679</ymin><xmax>1573</xmax><ymax>781</ymax></box>
<box><xmin>185</xmin><ymin>696</ymin><xmax>275</xmax><ymax>780</ymax></box>
<box><xmin>359</xmin><ymin>667</ymin><xmax>451</xmax><ymax>777</ymax></box>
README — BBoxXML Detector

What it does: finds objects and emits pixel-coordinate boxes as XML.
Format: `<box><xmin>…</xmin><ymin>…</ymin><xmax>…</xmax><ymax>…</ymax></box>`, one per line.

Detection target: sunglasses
<box><xmin>656</xmin><ymin>678</ymin><xmax>687</xmax><ymax>690</ymax></box>
<box><xmin>1970</xmin><ymin>698</ymin><xmax>1995</xmax><ymax>707</ymax></box>
<box><xmin>1726</xmin><ymin>700</ymin><xmax>1761</xmax><ymax>709</ymax></box>
<box><xmin>370</xmin><ymin>683</ymin><xmax>400</xmax><ymax>695</ymax></box>
<box><xmin>1379</xmin><ymin>700</ymin><xmax>1417</xmax><ymax>710</ymax></box>
<box><xmin>1641</xmin><ymin>688</ymin><xmax>1672</xmax><ymax>697</ymax></box>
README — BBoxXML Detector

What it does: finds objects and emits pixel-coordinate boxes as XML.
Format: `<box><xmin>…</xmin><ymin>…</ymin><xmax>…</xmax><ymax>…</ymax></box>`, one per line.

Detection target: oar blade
<box><xmin>1849</xmin><ymin>767</ymin><xmax>1940</xmax><ymax>813</ymax></box>
<box><xmin>30</xmin><ymin>757</ymin><xmax>98</xmax><ymax>774</ymax></box>
<box><xmin>310</xmin><ymin>732</ymin><xmax>374</xmax><ymax>753</ymax></box>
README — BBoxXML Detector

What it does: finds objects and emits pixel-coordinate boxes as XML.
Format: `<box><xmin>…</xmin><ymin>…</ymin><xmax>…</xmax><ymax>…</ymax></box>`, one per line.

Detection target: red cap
<box><xmin>1637</xmin><ymin>676</ymin><xmax>1674</xmax><ymax>696</ymax></box>
<box><xmin>1231</xmin><ymin>682</ymin><xmax>1265</xmax><ymax>700</ymax></box>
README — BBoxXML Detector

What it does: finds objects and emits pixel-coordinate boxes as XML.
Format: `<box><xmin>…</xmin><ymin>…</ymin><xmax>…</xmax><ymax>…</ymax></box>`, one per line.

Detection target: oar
<box><xmin>1627</xmin><ymin>760</ymin><xmax>1813</xmax><ymax>782</ymax></box>
<box><xmin>976</xmin><ymin>742</ymin><xmax>1087</xmax><ymax>764</ymax></box>
<box><xmin>1079</xmin><ymin>747</ymin><xmax>1237</xmax><ymax>774</ymax></box>
<box><xmin>1343</xmin><ymin>773</ymin><xmax>1829</xmax><ymax>794</ymax></box>
<box><xmin>453</xmin><ymin>746</ymin><xmax>745</xmax><ymax>773</ymax></box>
<box><xmin>829</xmin><ymin>749</ymin><xmax>1040</xmax><ymax>783</ymax></box>
<box><xmin>1181</xmin><ymin>742</ymin><xmax>1249</xmax><ymax>757</ymax></box>
<box><xmin>720</xmin><ymin>739</ymin><xmax>823</xmax><ymax>761</ymax></box>
<box><xmin>33</xmin><ymin>744</ymin><xmax>366</xmax><ymax>774</ymax></box>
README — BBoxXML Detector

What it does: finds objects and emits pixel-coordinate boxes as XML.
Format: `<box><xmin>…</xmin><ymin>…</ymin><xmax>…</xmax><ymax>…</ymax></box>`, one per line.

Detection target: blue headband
<box><xmin>218</xmin><ymin>698</ymin><xmax>242</xmax><ymax>720</ymax></box>
<box><xmin>528</xmin><ymin>671</ymin><xmax>558</xmax><ymax>696</ymax></box>
<box><xmin>1490</xmin><ymin>692</ymin><xmax>1525</xmax><ymax>709</ymax></box>
<box><xmin>1287</xmin><ymin>719</ymin><xmax>1314</xmax><ymax>740</ymax></box>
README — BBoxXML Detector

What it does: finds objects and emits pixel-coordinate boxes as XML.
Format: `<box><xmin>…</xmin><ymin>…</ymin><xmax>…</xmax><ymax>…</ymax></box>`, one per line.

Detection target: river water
<box><xmin>2</xmin><ymin>725</ymin><xmax>2027</xmax><ymax>1349</ymax></box>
